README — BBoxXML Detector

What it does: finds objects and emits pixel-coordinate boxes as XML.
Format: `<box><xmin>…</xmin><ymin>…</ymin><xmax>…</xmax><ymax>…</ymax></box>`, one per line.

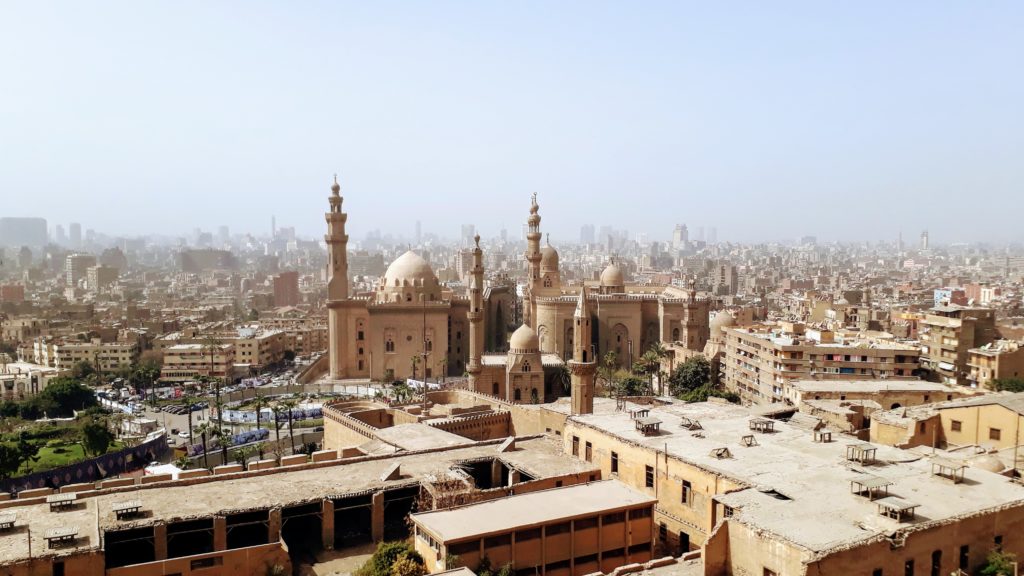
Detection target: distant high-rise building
<box><xmin>218</xmin><ymin>225</ymin><xmax>229</xmax><ymax>246</ymax></box>
<box><xmin>0</xmin><ymin>217</ymin><xmax>47</xmax><ymax>247</ymax></box>
<box><xmin>54</xmin><ymin>224</ymin><xmax>67</xmax><ymax>246</ymax></box>
<box><xmin>921</xmin><ymin>230</ymin><xmax>929</xmax><ymax>251</ymax></box>
<box><xmin>69</xmin><ymin>222</ymin><xmax>82</xmax><ymax>248</ymax></box>
<box><xmin>580</xmin><ymin>224</ymin><xmax>596</xmax><ymax>245</ymax></box>
<box><xmin>708</xmin><ymin>227</ymin><xmax>717</xmax><ymax>245</ymax></box>
<box><xmin>696</xmin><ymin>226</ymin><xmax>705</xmax><ymax>242</ymax></box>
<box><xmin>273</xmin><ymin>270</ymin><xmax>300</xmax><ymax>307</ymax></box>
<box><xmin>672</xmin><ymin>224</ymin><xmax>688</xmax><ymax>250</ymax></box>
<box><xmin>65</xmin><ymin>253</ymin><xmax>97</xmax><ymax>287</ymax></box>
<box><xmin>461</xmin><ymin>224</ymin><xmax>476</xmax><ymax>247</ymax></box>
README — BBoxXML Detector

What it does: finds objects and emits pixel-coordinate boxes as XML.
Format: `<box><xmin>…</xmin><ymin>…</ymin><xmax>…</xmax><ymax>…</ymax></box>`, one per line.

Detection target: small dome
<box><xmin>600</xmin><ymin>263</ymin><xmax>624</xmax><ymax>287</ymax></box>
<box><xmin>509</xmin><ymin>324</ymin><xmax>539</xmax><ymax>352</ymax></box>
<box><xmin>969</xmin><ymin>455</ymin><xmax>1005</xmax><ymax>474</ymax></box>
<box><xmin>540</xmin><ymin>245</ymin><xmax>559</xmax><ymax>269</ymax></box>
<box><xmin>383</xmin><ymin>251</ymin><xmax>437</xmax><ymax>287</ymax></box>
<box><xmin>711</xmin><ymin>310</ymin><xmax>736</xmax><ymax>330</ymax></box>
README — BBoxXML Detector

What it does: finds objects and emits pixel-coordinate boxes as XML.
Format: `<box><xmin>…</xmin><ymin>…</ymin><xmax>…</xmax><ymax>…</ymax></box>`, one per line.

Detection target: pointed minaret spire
<box><xmin>569</xmin><ymin>286</ymin><xmax>595</xmax><ymax>415</ymax></box>
<box><xmin>467</xmin><ymin>231</ymin><xmax>485</xmax><ymax>389</ymax></box>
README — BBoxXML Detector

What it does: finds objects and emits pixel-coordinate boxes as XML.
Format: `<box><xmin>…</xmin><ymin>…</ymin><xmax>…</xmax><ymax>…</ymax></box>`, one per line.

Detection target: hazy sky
<box><xmin>1</xmin><ymin>2</ymin><xmax>1021</xmax><ymax>244</ymax></box>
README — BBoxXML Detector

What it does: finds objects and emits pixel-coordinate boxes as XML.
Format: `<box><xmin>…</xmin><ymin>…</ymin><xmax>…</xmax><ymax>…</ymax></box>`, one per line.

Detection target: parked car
<box><xmin>177</xmin><ymin>430</ymin><xmax>190</xmax><ymax>439</ymax></box>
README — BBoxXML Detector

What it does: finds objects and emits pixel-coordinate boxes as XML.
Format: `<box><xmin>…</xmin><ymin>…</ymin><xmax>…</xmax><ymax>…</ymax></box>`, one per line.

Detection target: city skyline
<box><xmin>2</xmin><ymin>2</ymin><xmax>1022</xmax><ymax>243</ymax></box>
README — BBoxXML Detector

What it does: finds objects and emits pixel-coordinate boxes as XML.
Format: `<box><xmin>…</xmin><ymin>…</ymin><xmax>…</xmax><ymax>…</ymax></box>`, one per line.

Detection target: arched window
<box><xmin>543</xmin><ymin>276</ymin><xmax>552</xmax><ymax>287</ymax></box>
<box><xmin>522</xmin><ymin>361</ymin><xmax>531</xmax><ymax>372</ymax></box>
<box><xmin>672</xmin><ymin>328</ymin><xmax>680</xmax><ymax>341</ymax></box>
<box><xmin>514</xmin><ymin>389</ymin><xmax>522</xmax><ymax>401</ymax></box>
<box><xmin>386</xmin><ymin>339</ymin><xmax>395</xmax><ymax>353</ymax></box>
<box><xmin>492</xmin><ymin>382</ymin><xmax>499</xmax><ymax>395</ymax></box>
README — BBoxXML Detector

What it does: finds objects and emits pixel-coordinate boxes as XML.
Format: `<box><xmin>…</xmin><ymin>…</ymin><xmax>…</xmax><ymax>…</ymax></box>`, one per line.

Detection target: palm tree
<box><xmin>270</xmin><ymin>405</ymin><xmax>284</xmax><ymax>459</ymax></box>
<box><xmin>181</xmin><ymin>392</ymin><xmax>197</xmax><ymax>445</ymax></box>
<box><xmin>252</xmin><ymin>392</ymin><xmax>266</xmax><ymax>459</ymax></box>
<box><xmin>280</xmin><ymin>399</ymin><xmax>298</xmax><ymax>455</ymax></box>
<box><xmin>647</xmin><ymin>342</ymin><xmax>670</xmax><ymax>395</ymax></box>
<box><xmin>194</xmin><ymin>421</ymin><xmax>212</xmax><ymax>470</ymax></box>
<box><xmin>411</xmin><ymin>355</ymin><xmax>420</xmax><ymax>381</ymax></box>
<box><xmin>213</xmin><ymin>400</ymin><xmax>230</xmax><ymax>465</ymax></box>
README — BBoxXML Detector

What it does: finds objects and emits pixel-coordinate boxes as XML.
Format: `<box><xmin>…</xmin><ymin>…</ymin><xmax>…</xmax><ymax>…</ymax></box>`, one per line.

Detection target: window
<box><xmin>585</xmin><ymin>441</ymin><xmax>592</xmax><ymax>462</ymax></box>
<box><xmin>990</xmin><ymin>428</ymin><xmax>1002</xmax><ymax>441</ymax></box>
<box><xmin>951</xmin><ymin>420</ymin><xmax>962</xmax><ymax>432</ymax></box>
<box><xmin>572</xmin><ymin>436</ymin><xmax>579</xmax><ymax>457</ymax></box>
<box><xmin>682</xmin><ymin>480</ymin><xmax>692</xmax><ymax>504</ymax></box>
<box><xmin>645</xmin><ymin>465</ymin><xmax>654</xmax><ymax>488</ymax></box>
<box><xmin>357</xmin><ymin>330</ymin><xmax>364</xmax><ymax>341</ymax></box>
<box><xmin>959</xmin><ymin>545</ymin><xmax>969</xmax><ymax>570</ymax></box>
<box><xmin>918</xmin><ymin>422</ymin><xmax>926</xmax><ymax>433</ymax></box>
<box><xmin>611</xmin><ymin>451</ymin><xmax>619</xmax><ymax>473</ymax></box>
<box><xmin>995</xmin><ymin>535</ymin><xmax>1003</xmax><ymax>550</ymax></box>
<box><xmin>872</xmin><ymin>570</ymin><xmax>883</xmax><ymax>576</ymax></box>
<box><xmin>930</xmin><ymin>550</ymin><xmax>941</xmax><ymax>576</ymax></box>
<box><xmin>904</xmin><ymin>559</ymin><xmax>914</xmax><ymax>576</ymax></box>
<box><xmin>764</xmin><ymin>570</ymin><xmax>778</xmax><ymax>576</ymax></box>
<box><xmin>53</xmin><ymin>562</ymin><xmax>65</xmax><ymax>576</ymax></box>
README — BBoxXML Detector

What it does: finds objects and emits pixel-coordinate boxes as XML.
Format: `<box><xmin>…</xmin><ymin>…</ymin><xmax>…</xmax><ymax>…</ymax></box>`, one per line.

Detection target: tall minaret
<box><xmin>524</xmin><ymin>193</ymin><xmax>542</xmax><ymax>328</ymax></box>
<box><xmin>467</xmin><ymin>234</ymin><xmax>484</xmax><ymax>389</ymax></box>
<box><xmin>569</xmin><ymin>287</ymin><xmax>596</xmax><ymax>415</ymax></box>
<box><xmin>326</xmin><ymin>175</ymin><xmax>350</xmax><ymax>379</ymax></box>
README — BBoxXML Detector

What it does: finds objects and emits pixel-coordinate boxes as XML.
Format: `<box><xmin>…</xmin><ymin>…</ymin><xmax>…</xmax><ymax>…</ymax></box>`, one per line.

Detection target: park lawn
<box><xmin>19</xmin><ymin>441</ymin><xmax>125</xmax><ymax>475</ymax></box>
<box><xmin>292</xmin><ymin>418</ymin><xmax>324</xmax><ymax>429</ymax></box>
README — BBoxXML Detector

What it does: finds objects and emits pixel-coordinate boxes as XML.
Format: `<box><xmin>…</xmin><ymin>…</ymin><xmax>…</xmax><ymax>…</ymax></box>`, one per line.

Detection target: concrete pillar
<box><xmin>491</xmin><ymin>459</ymin><xmax>504</xmax><ymax>488</ymax></box>
<box><xmin>269</xmin><ymin>508</ymin><xmax>283</xmax><ymax>543</ymax></box>
<box><xmin>153</xmin><ymin>523</ymin><xmax>168</xmax><ymax>560</ymax></box>
<box><xmin>371</xmin><ymin>491</ymin><xmax>385</xmax><ymax>543</ymax></box>
<box><xmin>508</xmin><ymin>469</ymin><xmax>521</xmax><ymax>487</ymax></box>
<box><xmin>214</xmin><ymin>516</ymin><xmax>227</xmax><ymax>551</ymax></box>
<box><xmin>322</xmin><ymin>500</ymin><xmax>335</xmax><ymax>550</ymax></box>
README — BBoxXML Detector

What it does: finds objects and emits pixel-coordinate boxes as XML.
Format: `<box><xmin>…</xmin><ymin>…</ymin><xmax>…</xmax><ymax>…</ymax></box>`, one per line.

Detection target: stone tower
<box><xmin>467</xmin><ymin>234</ymin><xmax>484</xmax><ymax>388</ymax></box>
<box><xmin>569</xmin><ymin>287</ymin><xmax>596</xmax><ymax>415</ymax></box>
<box><xmin>326</xmin><ymin>176</ymin><xmax>350</xmax><ymax>379</ymax></box>
<box><xmin>524</xmin><ymin>193</ymin><xmax>542</xmax><ymax>328</ymax></box>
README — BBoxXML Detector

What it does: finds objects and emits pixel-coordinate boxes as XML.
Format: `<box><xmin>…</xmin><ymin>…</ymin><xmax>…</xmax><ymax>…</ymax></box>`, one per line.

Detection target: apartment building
<box><xmin>31</xmin><ymin>338</ymin><xmax>139</xmax><ymax>374</ymax></box>
<box><xmin>160</xmin><ymin>343</ymin><xmax>235</xmax><ymax>382</ymax></box>
<box><xmin>968</xmin><ymin>340</ymin><xmax>1024</xmax><ymax>390</ymax></box>
<box><xmin>919</xmin><ymin>306</ymin><xmax>997</xmax><ymax>387</ymax></box>
<box><xmin>722</xmin><ymin>322</ymin><xmax>920</xmax><ymax>405</ymax></box>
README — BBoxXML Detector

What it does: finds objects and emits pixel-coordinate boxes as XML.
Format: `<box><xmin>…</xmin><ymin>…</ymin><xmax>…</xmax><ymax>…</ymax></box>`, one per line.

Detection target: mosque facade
<box><xmin>324</xmin><ymin>179</ymin><xmax>711</xmax><ymax>397</ymax></box>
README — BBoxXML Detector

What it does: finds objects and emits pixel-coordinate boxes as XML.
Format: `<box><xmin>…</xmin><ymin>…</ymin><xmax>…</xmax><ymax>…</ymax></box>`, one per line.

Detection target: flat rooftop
<box><xmin>568</xmin><ymin>400</ymin><xmax>1024</xmax><ymax>555</ymax></box>
<box><xmin>789</xmin><ymin>379</ymin><xmax>956</xmax><ymax>394</ymax></box>
<box><xmin>411</xmin><ymin>480</ymin><xmax>655</xmax><ymax>542</ymax></box>
<box><xmin>0</xmin><ymin>436</ymin><xmax>596</xmax><ymax>564</ymax></box>
<box><xmin>374</xmin><ymin>424</ymin><xmax>475</xmax><ymax>451</ymax></box>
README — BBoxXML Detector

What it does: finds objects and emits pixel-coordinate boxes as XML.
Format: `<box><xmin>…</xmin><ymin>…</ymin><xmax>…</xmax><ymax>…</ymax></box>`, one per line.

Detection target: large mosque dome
<box><xmin>600</xmin><ymin>262</ymin><xmax>625</xmax><ymax>288</ymax></box>
<box><xmin>509</xmin><ymin>324</ymin><xmax>540</xmax><ymax>353</ymax></box>
<box><xmin>540</xmin><ymin>245</ymin><xmax>559</xmax><ymax>270</ymax></box>
<box><xmin>378</xmin><ymin>250</ymin><xmax>441</xmax><ymax>303</ymax></box>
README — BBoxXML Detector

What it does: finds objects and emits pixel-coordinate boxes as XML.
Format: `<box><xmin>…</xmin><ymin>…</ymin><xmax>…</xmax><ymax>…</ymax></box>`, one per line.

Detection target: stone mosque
<box><xmin>324</xmin><ymin>178</ymin><xmax>710</xmax><ymax>404</ymax></box>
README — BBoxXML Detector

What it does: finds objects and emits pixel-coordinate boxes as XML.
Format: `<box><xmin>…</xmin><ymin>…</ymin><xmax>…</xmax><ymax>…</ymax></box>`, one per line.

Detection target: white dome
<box><xmin>711</xmin><ymin>310</ymin><xmax>736</xmax><ymax>331</ymax></box>
<box><xmin>378</xmin><ymin>251</ymin><xmax>440</xmax><ymax>302</ymax></box>
<box><xmin>970</xmin><ymin>454</ymin><xmax>1005</xmax><ymax>474</ymax></box>
<box><xmin>509</xmin><ymin>324</ymin><xmax>539</xmax><ymax>352</ymax></box>
<box><xmin>383</xmin><ymin>251</ymin><xmax>437</xmax><ymax>287</ymax></box>
<box><xmin>540</xmin><ymin>245</ymin><xmax>559</xmax><ymax>270</ymax></box>
<box><xmin>600</xmin><ymin>263</ymin><xmax>624</xmax><ymax>287</ymax></box>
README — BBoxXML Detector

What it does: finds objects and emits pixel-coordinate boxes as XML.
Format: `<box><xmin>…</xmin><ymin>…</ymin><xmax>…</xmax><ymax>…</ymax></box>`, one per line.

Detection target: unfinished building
<box><xmin>0</xmin><ymin>437</ymin><xmax>598</xmax><ymax>576</ymax></box>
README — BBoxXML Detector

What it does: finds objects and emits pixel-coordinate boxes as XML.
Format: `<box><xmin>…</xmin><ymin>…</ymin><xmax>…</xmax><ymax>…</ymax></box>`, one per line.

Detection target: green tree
<box><xmin>617</xmin><ymin>375</ymin><xmax>649</xmax><ymax>397</ymax></box>
<box><xmin>356</xmin><ymin>541</ymin><xmax>424</xmax><ymax>576</ymax></box>
<box><xmin>71</xmin><ymin>360</ymin><xmax>96</xmax><ymax>380</ymax></box>
<box><xmin>194</xmin><ymin>421</ymin><xmax>213</xmax><ymax>469</ymax></box>
<box><xmin>0</xmin><ymin>432</ymin><xmax>41</xmax><ymax>479</ymax></box>
<box><xmin>667</xmin><ymin>356</ymin><xmax>711</xmax><ymax>398</ymax></box>
<box><xmin>993</xmin><ymin>378</ymin><xmax>1024</xmax><ymax>393</ymax></box>
<box><xmin>253</xmin><ymin>392</ymin><xmax>266</xmax><ymax>458</ymax></box>
<box><xmin>280</xmin><ymin>399</ymin><xmax>298</xmax><ymax>455</ymax></box>
<box><xmin>80</xmin><ymin>417</ymin><xmax>114</xmax><ymax>457</ymax></box>
<box><xmin>282</xmin><ymin>350</ymin><xmax>296</xmax><ymax>363</ymax></box>
<box><xmin>980</xmin><ymin>549</ymin><xmax>1017</xmax><ymax>576</ymax></box>
<box><xmin>181</xmin><ymin>392</ymin><xmax>198</xmax><ymax>445</ymax></box>
<box><xmin>390</xmin><ymin>553</ymin><xmax>426</xmax><ymax>576</ymax></box>
<box><xmin>35</xmin><ymin>378</ymin><xmax>98</xmax><ymax>417</ymax></box>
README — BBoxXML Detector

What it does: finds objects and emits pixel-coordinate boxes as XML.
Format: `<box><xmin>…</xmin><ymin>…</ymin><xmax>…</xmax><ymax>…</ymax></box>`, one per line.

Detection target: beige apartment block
<box><xmin>32</xmin><ymin>338</ymin><xmax>139</xmax><ymax>374</ymax></box>
<box><xmin>919</xmin><ymin>305</ymin><xmax>997</xmax><ymax>387</ymax></box>
<box><xmin>411</xmin><ymin>481</ymin><xmax>655</xmax><ymax>576</ymax></box>
<box><xmin>161</xmin><ymin>343</ymin><xmax>235</xmax><ymax>382</ymax></box>
<box><xmin>561</xmin><ymin>399</ymin><xmax>1024</xmax><ymax>576</ymax></box>
<box><xmin>968</xmin><ymin>340</ymin><xmax>1024</xmax><ymax>390</ymax></box>
<box><xmin>721</xmin><ymin>322</ymin><xmax>920</xmax><ymax>405</ymax></box>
